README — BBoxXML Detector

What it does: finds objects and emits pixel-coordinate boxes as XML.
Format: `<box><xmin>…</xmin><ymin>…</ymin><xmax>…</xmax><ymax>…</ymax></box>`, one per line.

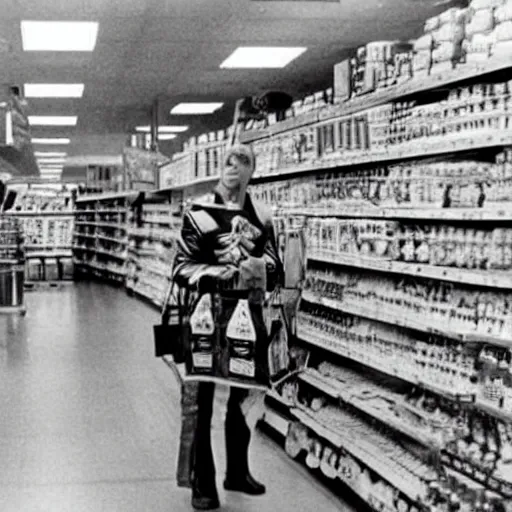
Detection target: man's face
<box><xmin>221</xmin><ymin>152</ymin><xmax>254</xmax><ymax>191</ymax></box>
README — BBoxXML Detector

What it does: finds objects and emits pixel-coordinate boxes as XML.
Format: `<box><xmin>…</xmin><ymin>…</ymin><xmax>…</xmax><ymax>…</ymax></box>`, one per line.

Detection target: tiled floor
<box><xmin>0</xmin><ymin>282</ymin><xmax>352</xmax><ymax>512</ymax></box>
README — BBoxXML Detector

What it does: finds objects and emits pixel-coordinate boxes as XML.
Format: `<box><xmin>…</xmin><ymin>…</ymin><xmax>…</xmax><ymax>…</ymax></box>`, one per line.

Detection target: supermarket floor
<box><xmin>0</xmin><ymin>282</ymin><xmax>351</xmax><ymax>512</ymax></box>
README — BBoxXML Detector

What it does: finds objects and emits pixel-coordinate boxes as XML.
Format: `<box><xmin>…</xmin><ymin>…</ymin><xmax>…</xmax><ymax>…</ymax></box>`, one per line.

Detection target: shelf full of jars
<box><xmin>239</xmin><ymin>0</ymin><xmax>512</xmax><ymax>146</ymax></box>
<box><xmin>250</xmin><ymin>150</ymin><xmax>512</xmax><ymax>511</ymax></box>
<box><xmin>0</xmin><ymin>216</ymin><xmax>25</xmax><ymax>312</ymax></box>
<box><xmin>247</xmin><ymin>3</ymin><xmax>512</xmax><ymax>510</ymax></box>
<box><xmin>157</xmin><ymin>129</ymin><xmax>228</xmax><ymax>191</ymax></box>
<box><xmin>125</xmin><ymin>200</ymin><xmax>181</xmax><ymax>308</ymax></box>
<box><xmin>73</xmin><ymin>193</ymin><xmax>136</xmax><ymax>284</ymax></box>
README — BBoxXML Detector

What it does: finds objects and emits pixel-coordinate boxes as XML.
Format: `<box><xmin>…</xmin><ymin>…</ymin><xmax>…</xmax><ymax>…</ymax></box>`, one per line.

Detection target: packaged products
<box><xmin>0</xmin><ymin>217</ymin><xmax>23</xmax><ymax>261</ymax></box>
<box><xmin>303</xmin><ymin>264</ymin><xmax>512</xmax><ymax>341</ymax></box>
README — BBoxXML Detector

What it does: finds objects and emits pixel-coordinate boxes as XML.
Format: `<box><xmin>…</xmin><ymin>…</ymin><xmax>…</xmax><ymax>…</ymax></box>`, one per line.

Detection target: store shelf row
<box><xmin>296</xmin><ymin>324</ymin><xmax>512</xmax><ymax>425</ymax></box>
<box><xmin>75</xmin><ymin>221</ymin><xmax>127</xmax><ymax>230</ymax></box>
<box><xmin>298</xmin><ymin>369</ymin><xmax>441</xmax><ymax>450</ymax></box>
<box><xmin>301</xmin><ymin>290</ymin><xmax>512</xmax><ymax>349</ymax></box>
<box><xmin>262</xmin><ymin>392</ymin><xmax>399</xmax><ymax>512</ymax></box>
<box><xmin>290</xmin><ymin>406</ymin><xmax>428</xmax><ymax>504</ymax></box>
<box><xmin>276</xmin><ymin>205</ymin><xmax>512</xmax><ymax>222</ymax></box>
<box><xmin>75</xmin><ymin>209</ymin><xmax>127</xmax><ymax>215</ymax></box>
<box><xmin>141</xmin><ymin>265</ymin><xmax>171</xmax><ymax>279</ymax></box>
<box><xmin>73</xmin><ymin>259</ymin><xmax>126</xmax><ymax>278</ymax></box>
<box><xmin>5</xmin><ymin>211</ymin><xmax>73</xmax><ymax>217</ymax></box>
<box><xmin>73</xmin><ymin>245</ymin><xmax>126</xmax><ymax>261</ymax></box>
<box><xmin>25</xmin><ymin>244</ymin><xmax>72</xmax><ymax>250</ymax></box>
<box><xmin>251</xmin><ymin>130</ymin><xmax>512</xmax><ymax>184</ymax></box>
<box><xmin>25</xmin><ymin>251</ymin><xmax>72</xmax><ymax>259</ymax></box>
<box><xmin>156</xmin><ymin>175</ymin><xmax>219</xmax><ymax>194</ymax></box>
<box><xmin>161</xmin><ymin>128</ymin><xmax>512</xmax><ymax>193</ymax></box>
<box><xmin>240</xmin><ymin>56</ymin><xmax>512</xmax><ymax>144</ymax></box>
<box><xmin>307</xmin><ymin>250</ymin><xmax>512</xmax><ymax>290</ymax></box>
<box><xmin>127</xmin><ymin>227</ymin><xmax>178</xmax><ymax>243</ymax></box>
<box><xmin>75</xmin><ymin>191</ymin><xmax>138</xmax><ymax>204</ymax></box>
<box><xmin>79</xmin><ymin>232</ymin><xmax>128</xmax><ymax>245</ymax></box>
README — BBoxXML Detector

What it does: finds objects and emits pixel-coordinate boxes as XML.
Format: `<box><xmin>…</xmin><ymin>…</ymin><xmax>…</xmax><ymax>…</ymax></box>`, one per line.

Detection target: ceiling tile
<box><xmin>0</xmin><ymin>19</ymin><xmax>23</xmax><ymax>53</ymax></box>
<box><xmin>140</xmin><ymin>17</ymin><xmax>213</xmax><ymax>43</ymax></box>
<box><xmin>97</xmin><ymin>17</ymin><xmax>146</xmax><ymax>43</ymax></box>
<box><xmin>82</xmin><ymin>0</ymin><xmax>152</xmax><ymax>17</ymax></box>
<box><xmin>123</xmin><ymin>43</ymin><xmax>194</xmax><ymax>72</ymax></box>
<box><xmin>16</xmin><ymin>0</ymin><xmax>90</xmax><ymax>18</ymax></box>
<box><xmin>85</xmin><ymin>42</ymin><xmax>131</xmax><ymax>79</ymax></box>
<box><xmin>148</xmin><ymin>0</ymin><xmax>237</xmax><ymax>18</ymax></box>
<box><xmin>0</xmin><ymin>0</ymin><xmax>20</xmax><ymax>19</ymax></box>
<box><xmin>9</xmin><ymin>54</ymin><xmax>94</xmax><ymax>81</ymax></box>
<box><xmin>239</xmin><ymin>0</ymin><xmax>367</xmax><ymax>19</ymax></box>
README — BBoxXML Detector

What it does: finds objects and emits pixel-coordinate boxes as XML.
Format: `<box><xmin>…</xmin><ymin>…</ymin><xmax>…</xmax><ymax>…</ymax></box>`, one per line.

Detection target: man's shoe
<box><xmin>191</xmin><ymin>494</ymin><xmax>220</xmax><ymax>511</ymax></box>
<box><xmin>223</xmin><ymin>473</ymin><xmax>266</xmax><ymax>495</ymax></box>
<box><xmin>191</xmin><ymin>485</ymin><xmax>220</xmax><ymax>510</ymax></box>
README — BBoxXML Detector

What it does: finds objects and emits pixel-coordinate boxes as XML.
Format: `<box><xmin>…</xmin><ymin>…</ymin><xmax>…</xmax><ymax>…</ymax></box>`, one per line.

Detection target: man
<box><xmin>172</xmin><ymin>143</ymin><xmax>284</xmax><ymax>510</ymax></box>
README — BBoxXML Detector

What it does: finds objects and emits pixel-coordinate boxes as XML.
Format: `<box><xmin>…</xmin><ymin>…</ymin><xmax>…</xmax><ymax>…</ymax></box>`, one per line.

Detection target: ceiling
<box><xmin>0</xmin><ymin>0</ymin><xmax>455</xmax><ymax>180</ymax></box>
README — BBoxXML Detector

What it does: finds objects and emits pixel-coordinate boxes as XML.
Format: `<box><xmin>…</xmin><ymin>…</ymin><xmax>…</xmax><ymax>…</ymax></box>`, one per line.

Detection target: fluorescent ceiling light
<box><xmin>135</xmin><ymin>125</ymin><xmax>189</xmax><ymax>133</ymax></box>
<box><xmin>29</xmin><ymin>116</ymin><xmax>77</xmax><ymax>126</ymax></box>
<box><xmin>40</xmin><ymin>168</ymin><xmax>63</xmax><ymax>172</ymax></box>
<box><xmin>159</xmin><ymin>125</ymin><xmax>188</xmax><ymax>133</ymax></box>
<box><xmin>170</xmin><ymin>102</ymin><xmax>223</xmax><ymax>115</ymax></box>
<box><xmin>158</xmin><ymin>134</ymin><xmax>177</xmax><ymax>141</ymax></box>
<box><xmin>32</xmin><ymin>137</ymin><xmax>70</xmax><ymax>144</ymax></box>
<box><xmin>24</xmin><ymin>83</ymin><xmax>84</xmax><ymax>98</ymax></box>
<box><xmin>34</xmin><ymin>152</ymin><xmax>67</xmax><ymax>157</ymax></box>
<box><xmin>220</xmin><ymin>46</ymin><xmax>307</xmax><ymax>69</ymax></box>
<box><xmin>21</xmin><ymin>21</ymin><xmax>99</xmax><ymax>52</ymax></box>
<box><xmin>37</xmin><ymin>158</ymin><xmax>66</xmax><ymax>164</ymax></box>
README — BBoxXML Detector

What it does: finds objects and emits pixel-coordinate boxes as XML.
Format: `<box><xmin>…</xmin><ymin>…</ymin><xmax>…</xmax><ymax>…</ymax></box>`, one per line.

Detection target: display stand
<box><xmin>0</xmin><ymin>216</ymin><xmax>25</xmax><ymax>315</ymax></box>
<box><xmin>73</xmin><ymin>191</ymin><xmax>137</xmax><ymax>285</ymax></box>
<box><xmin>125</xmin><ymin>195</ymin><xmax>179</xmax><ymax>308</ymax></box>
<box><xmin>6</xmin><ymin>186</ymin><xmax>75</xmax><ymax>288</ymax></box>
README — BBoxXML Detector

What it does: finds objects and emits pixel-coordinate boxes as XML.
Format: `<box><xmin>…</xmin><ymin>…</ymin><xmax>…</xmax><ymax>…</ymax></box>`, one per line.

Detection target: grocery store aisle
<box><xmin>0</xmin><ymin>282</ymin><xmax>347</xmax><ymax>512</ymax></box>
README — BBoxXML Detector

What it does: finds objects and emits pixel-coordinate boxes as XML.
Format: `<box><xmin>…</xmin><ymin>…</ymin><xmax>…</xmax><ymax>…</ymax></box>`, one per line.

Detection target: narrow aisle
<box><xmin>0</xmin><ymin>283</ymin><xmax>348</xmax><ymax>512</ymax></box>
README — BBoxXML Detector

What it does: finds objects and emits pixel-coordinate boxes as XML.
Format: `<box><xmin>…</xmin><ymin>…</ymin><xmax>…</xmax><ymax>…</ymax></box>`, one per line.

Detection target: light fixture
<box><xmin>21</xmin><ymin>21</ymin><xmax>99</xmax><ymax>52</ymax></box>
<box><xmin>170</xmin><ymin>102</ymin><xmax>223</xmax><ymax>115</ymax></box>
<box><xmin>39</xmin><ymin>174</ymin><xmax>62</xmax><ymax>179</ymax></box>
<box><xmin>37</xmin><ymin>158</ymin><xmax>66</xmax><ymax>164</ymax></box>
<box><xmin>34</xmin><ymin>152</ymin><xmax>67</xmax><ymax>157</ymax></box>
<box><xmin>135</xmin><ymin>125</ymin><xmax>189</xmax><ymax>133</ymax></box>
<box><xmin>158</xmin><ymin>134</ymin><xmax>177</xmax><ymax>141</ymax></box>
<box><xmin>220</xmin><ymin>46</ymin><xmax>307</xmax><ymax>68</ymax></box>
<box><xmin>24</xmin><ymin>83</ymin><xmax>84</xmax><ymax>98</ymax></box>
<box><xmin>29</xmin><ymin>116</ymin><xmax>77</xmax><ymax>126</ymax></box>
<box><xmin>32</xmin><ymin>137</ymin><xmax>70</xmax><ymax>144</ymax></box>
